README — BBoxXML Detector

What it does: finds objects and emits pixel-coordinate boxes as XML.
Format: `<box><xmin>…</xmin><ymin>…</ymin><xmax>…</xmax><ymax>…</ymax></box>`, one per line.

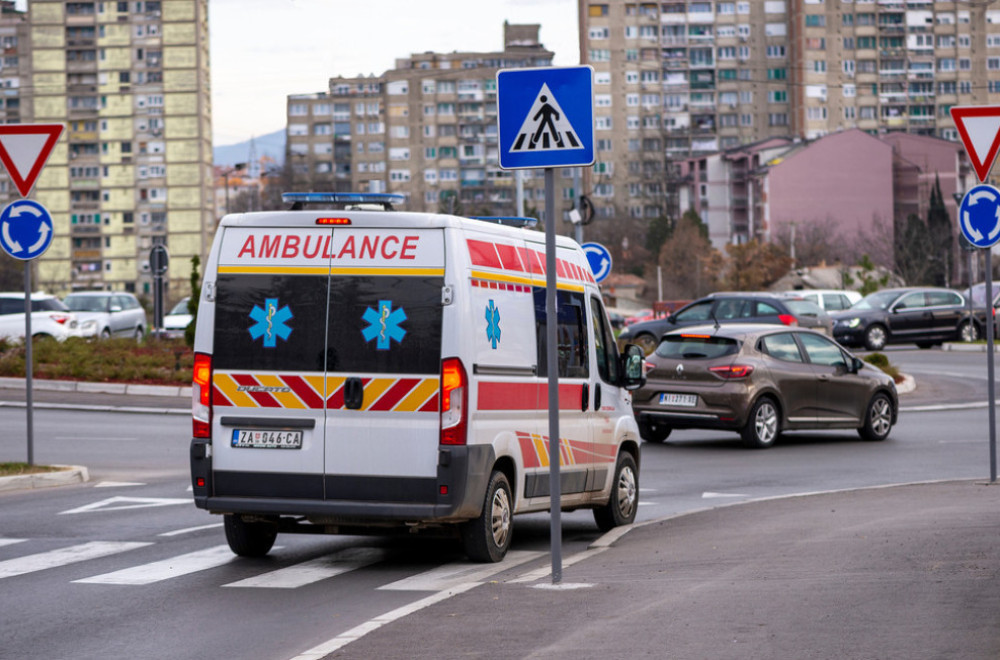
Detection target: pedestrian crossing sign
<box><xmin>497</xmin><ymin>66</ymin><xmax>595</xmax><ymax>170</ymax></box>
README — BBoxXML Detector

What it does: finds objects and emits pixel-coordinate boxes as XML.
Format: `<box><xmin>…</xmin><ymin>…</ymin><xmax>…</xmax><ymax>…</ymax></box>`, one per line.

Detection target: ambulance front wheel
<box><xmin>224</xmin><ymin>514</ymin><xmax>278</xmax><ymax>557</ymax></box>
<box><xmin>462</xmin><ymin>470</ymin><xmax>513</xmax><ymax>563</ymax></box>
<box><xmin>593</xmin><ymin>452</ymin><xmax>638</xmax><ymax>532</ymax></box>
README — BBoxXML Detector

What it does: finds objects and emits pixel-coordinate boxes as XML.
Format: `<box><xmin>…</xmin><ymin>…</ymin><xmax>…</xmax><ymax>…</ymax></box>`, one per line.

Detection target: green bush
<box><xmin>862</xmin><ymin>351</ymin><xmax>901</xmax><ymax>383</ymax></box>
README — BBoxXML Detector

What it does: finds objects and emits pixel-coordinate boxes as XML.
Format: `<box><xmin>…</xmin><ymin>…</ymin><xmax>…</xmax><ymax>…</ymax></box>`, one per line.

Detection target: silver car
<box><xmin>63</xmin><ymin>291</ymin><xmax>148</xmax><ymax>340</ymax></box>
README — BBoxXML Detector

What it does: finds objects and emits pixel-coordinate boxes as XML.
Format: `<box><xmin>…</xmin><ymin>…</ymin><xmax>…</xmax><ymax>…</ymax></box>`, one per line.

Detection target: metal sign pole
<box><xmin>23</xmin><ymin>260</ymin><xmax>33</xmax><ymax>466</ymax></box>
<box><xmin>987</xmin><ymin>248</ymin><xmax>996</xmax><ymax>483</ymax></box>
<box><xmin>544</xmin><ymin>167</ymin><xmax>562</xmax><ymax>584</ymax></box>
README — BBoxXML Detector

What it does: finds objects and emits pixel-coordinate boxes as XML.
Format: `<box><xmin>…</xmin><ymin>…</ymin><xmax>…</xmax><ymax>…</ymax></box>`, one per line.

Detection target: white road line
<box><xmin>224</xmin><ymin>548</ymin><xmax>384</xmax><ymax>589</ymax></box>
<box><xmin>157</xmin><ymin>523</ymin><xmax>223</xmax><ymax>537</ymax></box>
<box><xmin>0</xmin><ymin>541</ymin><xmax>151</xmax><ymax>579</ymax></box>
<box><xmin>379</xmin><ymin>550</ymin><xmax>544</xmax><ymax>591</ymax></box>
<box><xmin>73</xmin><ymin>545</ymin><xmax>235</xmax><ymax>585</ymax></box>
<box><xmin>0</xmin><ymin>538</ymin><xmax>26</xmax><ymax>549</ymax></box>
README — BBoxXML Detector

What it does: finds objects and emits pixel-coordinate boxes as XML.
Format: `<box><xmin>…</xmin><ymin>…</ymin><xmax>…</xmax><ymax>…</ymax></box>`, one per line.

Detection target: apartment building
<box><xmin>579</xmin><ymin>0</ymin><xmax>1000</xmax><ymax>242</ymax></box>
<box><xmin>5</xmin><ymin>0</ymin><xmax>213</xmax><ymax>298</ymax></box>
<box><xmin>286</xmin><ymin>23</ymin><xmax>582</xmax><ymax>224</ymax></box>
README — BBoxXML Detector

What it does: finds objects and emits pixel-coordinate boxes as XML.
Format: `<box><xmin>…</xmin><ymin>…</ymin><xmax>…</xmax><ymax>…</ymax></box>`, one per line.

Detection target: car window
<box><xmin>65</xmin><ymin>295</ymin><xmax>109</xmax><ymax>312</ymax></box>
<box><xmin>655</xmin><ymin>334</ymin><xmax>739</xmax><ymax>359</ymax></box>
<box><xmin>714</xmin><ymin>298</ymin><xmax>744</xmax><ymax>320</ymax></box>
<box><xmin>0</xmin><ymin>298</ymin><xmax>19</xmax><ymax>315</ymax></box>
<box><xmin>673</xmin><ymin>300</ymin><xmax>713</xmax><ymax>323</ymax></box>
<box><xmin>783</xmin><ymin>299</ymin><xmax>822</xmax><ymax>316</ymax></box>
<box><xmin>823</xmin><ymin>293</ymin><xmax>849</xmax><ymax>311</ymax></box>
<box><xmin>926</xmin><ymin>291</ymin><xmax>961</xmax><ymax>307</ymax></box>
<box><xmin>897</xmin><ymin>292</ymin><xmax>930</xmax><ymax>309</ymax></box>
<box><xmin>760</xmin><ymin>333</ymin><xmax>804</xmax><ymax>362</ymax></box>
<box><xmin>755</xmin><ymin>301</ymin><xmax>782</xmax><ymax>317</ymax></box>
<box><xmin>855</xmin><ymin>290</ymin><xmax>900</xmax><ymax>311</ymax></box>
<box><xmin>169</xmin><ymin>299</ymin><xmax>190</xmax><ymax>315</ymax></box>
<box><xmin>797</xmin><ymin>332</ymin><xmax>848</xmax><ymax>368</ymax></box>
<box><xmin>33</xmin><ymin>298</ymin><xmax>70</xmax><ymax>312</ymax></box>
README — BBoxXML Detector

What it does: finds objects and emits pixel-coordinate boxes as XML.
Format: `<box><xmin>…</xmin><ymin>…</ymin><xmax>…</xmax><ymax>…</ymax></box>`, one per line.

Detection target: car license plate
<box><xmin>231</xmin><ymin>429</ymin><xmax>303</xmax><ymax>449</ymax></box>
<box><xmin>659</xmin><ymin>393</ymin><xmax>698</xmax><ymax>407</ymax></box>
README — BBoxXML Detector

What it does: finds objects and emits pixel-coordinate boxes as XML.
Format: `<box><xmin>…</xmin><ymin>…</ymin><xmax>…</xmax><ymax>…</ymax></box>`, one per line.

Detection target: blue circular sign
<box><xmin>959</xmin><ymin>184</ymin><xmax>1000</xmax><ymax>249</ymax></box>
<box><xmin>582</xmin><ymin>242</ymin><xmax>612</xmax><ymax>283</ymax></box>
<box><xmin>0</xmin><ymin>199</ymin><xmax>54</xmax><ymax>260</ymax></box>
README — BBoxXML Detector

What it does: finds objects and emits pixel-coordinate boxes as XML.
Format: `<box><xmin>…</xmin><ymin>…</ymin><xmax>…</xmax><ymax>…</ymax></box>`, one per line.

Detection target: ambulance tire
<box><xmin>593</xmin><ymin>452</ymin><xmax>638</xmax><ymax>532</ymax></box>
<box><xmin>462</xmin><ymin>470</ymin><xmax>513</xmax><ymax>563</ymax></box>
<box><xmin>224</xmin><ymin>513</ymin><xmax>278</xmax><ymax>557</ymax></box>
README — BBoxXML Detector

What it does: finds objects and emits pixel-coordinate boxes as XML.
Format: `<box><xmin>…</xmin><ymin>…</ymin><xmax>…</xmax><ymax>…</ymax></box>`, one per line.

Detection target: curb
<box><xmin>942</xmin><ymin>342</ymin><xmax>1000</xmax><ymax>352</ymax></box>
<box><xmin>896</xmin><ymin>373</ymin><xmax>915</xmax><ymax>394</ymax></box>
<box><xmin>0</xmin><ymin>377</ymin><xmax>191</xmax><ymax>397</ymax></box>
<box><xmin>0</xmin><ymin>464</ymin><xmax>89</xmax><ymax>492</ymax></box>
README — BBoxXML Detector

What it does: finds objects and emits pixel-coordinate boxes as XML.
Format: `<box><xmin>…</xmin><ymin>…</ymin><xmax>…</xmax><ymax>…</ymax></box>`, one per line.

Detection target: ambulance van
<box><xmin>189</xmin><ymin>193</ymin><xmax>646</xmax><ymax>562</ymax></box>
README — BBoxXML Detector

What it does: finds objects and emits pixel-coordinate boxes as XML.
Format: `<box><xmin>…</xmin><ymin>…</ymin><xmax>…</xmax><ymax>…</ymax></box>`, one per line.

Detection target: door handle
<box><xmin>817</xmin><ymin>374</ymin><xmax>830</xmax><ymax>382</ymax></box>
<box><xmin>344</xmin><ymin>377</ymin><xmax>364</xmax><ymax>410</ymax></box>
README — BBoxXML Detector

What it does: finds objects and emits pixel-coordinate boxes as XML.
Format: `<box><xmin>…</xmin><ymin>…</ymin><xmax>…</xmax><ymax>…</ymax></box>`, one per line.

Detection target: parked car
<box><xmin>963</xmin><ymin>282</ymin><xmax>1000</xmax><ymax>338</ymax></box>
<box><xmin>62</xmin><ymin>291</ymin><xmax>147</xmax><ymax>340</ymax></box>
<box><xmin>0</xmin><ymin>292</ymin><xmax>78</xmax><ymax>341</ymax></box>
<box><xmin>782</xmin><ymin>289</ymin><xmax>862</xmax><ymax>312</ymax></box>
<box><xmin>631</xmin><ymin>324</ymin><xmax>898</xmax><ymax>448</ymax></box>
<box><xmin>830</xmin><ymin>287</ymin><xmax>981</xmax><ymax>351</ymax></box>
<box><xmin>160</xmin><ymin>297</ymin><xmax>192</xmax><ymax>339</ymax></box>
<box><xmin>617</xmin><ymin>292</ymin><xmax>833</xmax><ymax>354</ymax></box>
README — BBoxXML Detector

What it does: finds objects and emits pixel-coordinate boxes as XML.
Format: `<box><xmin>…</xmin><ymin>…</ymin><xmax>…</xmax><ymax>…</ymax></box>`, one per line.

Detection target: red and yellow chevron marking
<box><xmin>515</xmin><ymin>431</ymin><xmax>618</xmax><ymax>468</ymax></box>
<box><xmin>212</xmin><ymin>372</ymin><xmax>439</xmax><ymax>412</ymax></box>
<box><xmin>466</xmin><ymin>238</ymin><xmax>594</xmax><ymax>291</ymax></box>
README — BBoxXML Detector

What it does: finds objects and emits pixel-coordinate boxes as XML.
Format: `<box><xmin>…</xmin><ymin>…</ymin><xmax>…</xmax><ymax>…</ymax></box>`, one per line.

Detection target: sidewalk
<box><xmin>321</xmin><ymin>480</ymin><xmax>1000</xmax><ymax>660</ymax></box>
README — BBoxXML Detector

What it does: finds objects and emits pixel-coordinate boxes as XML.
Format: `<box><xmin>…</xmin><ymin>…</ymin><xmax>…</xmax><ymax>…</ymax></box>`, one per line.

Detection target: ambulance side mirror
<box><xmin>621</xmin><ymin>344</ymin><xmax>646</xmax><ymax>391</ymax></box>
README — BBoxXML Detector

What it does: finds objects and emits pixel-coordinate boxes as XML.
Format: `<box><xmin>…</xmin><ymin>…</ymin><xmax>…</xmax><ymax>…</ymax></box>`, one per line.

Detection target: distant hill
<box><xmin>213</xmin><ymin>129</ymin><xmax>285</xmax><ymax>167</ymax></box>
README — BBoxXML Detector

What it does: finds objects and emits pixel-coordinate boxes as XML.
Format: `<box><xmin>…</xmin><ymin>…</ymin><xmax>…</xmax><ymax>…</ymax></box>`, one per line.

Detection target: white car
<box><xmin>63</xmin><ymin>291</ymin><xmax>148</xmax><ymax>340</ymax></box>
<box><xmin>0</xmin><ymin>292</ymin><xmax>79</xmax><ymax>341</ymax></box>
<box><xmin>161</xmin><ymin>297</ymin><xmax>192</xmax><ymax>339</ymax></box>
<box><xmin>783</xmin><ymin>289</ymin><xmax>862</xmax><ymax>313</ymax></box>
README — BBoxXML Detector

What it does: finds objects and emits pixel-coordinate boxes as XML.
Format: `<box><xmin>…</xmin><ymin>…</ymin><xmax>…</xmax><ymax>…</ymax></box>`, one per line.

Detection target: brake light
<box><xmin>192</xmin><ymin>352</ymin><xmax>212</xmax><ymax>438</ymax></box>
<box><xmin>709</xmin><ymin>364</ymin><xmax>755</xmax><ymax>379</ymax></box>
<box><xmin>440</xmin><ymin>357</ymin><xmax>467</xmax><ymax>446</ymax></box>
<box><xmin>315</xmin><ymin>217</ymin><xmax>351</xmax><ymax>225</ymax></box>
<box><xmin>49</xmin><ymin>314</ymin><xmax>70</xmax><ymax>325</ymax></box>
<box><xmin>778</xmin><ymin>314</ymin><xmax>798</xmax><ymax>327</ymax></box>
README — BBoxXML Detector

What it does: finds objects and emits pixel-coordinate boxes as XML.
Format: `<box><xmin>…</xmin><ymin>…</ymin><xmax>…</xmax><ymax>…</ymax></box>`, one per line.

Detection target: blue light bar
<box><xmin>470</xmin><ymin>216</ymin><xmax>539</xmax><ymax>228</ymax></box>
<box><xmin>281</xmin><ymin>192</ymin><xmax>406</xmax><ymax>210</ymax></box>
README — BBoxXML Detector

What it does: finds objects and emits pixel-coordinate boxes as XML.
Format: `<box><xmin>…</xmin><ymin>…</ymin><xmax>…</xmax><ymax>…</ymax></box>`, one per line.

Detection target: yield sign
<box><xmin>0</xmin><ymin>124</ymin><xmax>63</xmax><ymax>197</ymax></box>
<box><xmin>951</xmin><ymin>106</ymin><xmax>1000</xmax><ymax>183</ymax></box>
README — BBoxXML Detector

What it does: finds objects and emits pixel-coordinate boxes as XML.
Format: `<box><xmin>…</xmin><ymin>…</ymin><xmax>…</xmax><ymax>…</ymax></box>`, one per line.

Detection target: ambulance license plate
<box><xmin>659</xmin><ymin>393</ymin><xmax>698</xmax><ymax>407</ymax></box>
<box><xmin>231</xmin><ymin>429</ymin><xmax>303</xmax><ymax>449</ymax></box>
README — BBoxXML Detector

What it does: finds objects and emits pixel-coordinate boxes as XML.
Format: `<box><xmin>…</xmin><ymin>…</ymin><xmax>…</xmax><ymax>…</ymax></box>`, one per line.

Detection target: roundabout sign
<box><xmin>0</xmin><ymin>199</ymin><xmax>54</xmax><ymax>260</ymax></box>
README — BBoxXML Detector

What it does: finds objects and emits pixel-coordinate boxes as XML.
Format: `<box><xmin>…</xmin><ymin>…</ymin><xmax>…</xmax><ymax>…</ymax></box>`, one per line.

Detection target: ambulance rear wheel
<box><xmin>593</xmin><ymin>453</ymin><xmax>638</xmax><ymax>532</ymax></box>
<box><xmin>462</xmin><ymin>470</ymin><xmax>512</xmax><ymax>563</ymax></box>
<box><xmin>224</xmin><ymin>514</ymin><xmax>277</xmax><ymax>557</ymax></box>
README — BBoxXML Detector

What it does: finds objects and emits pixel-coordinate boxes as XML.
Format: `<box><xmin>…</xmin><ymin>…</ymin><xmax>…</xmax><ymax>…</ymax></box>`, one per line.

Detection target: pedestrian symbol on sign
<box><xmin>510</xmin><ymin>83</ymin><xmax>583</xmax><ymax>153</ymax></box>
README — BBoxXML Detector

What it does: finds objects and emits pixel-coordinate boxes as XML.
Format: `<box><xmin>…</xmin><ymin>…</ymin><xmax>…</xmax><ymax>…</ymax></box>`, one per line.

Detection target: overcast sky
<box><xmin>209</xmin><ymin>0</ymin><xmax>579</xmax><ymax>146</ymax></box>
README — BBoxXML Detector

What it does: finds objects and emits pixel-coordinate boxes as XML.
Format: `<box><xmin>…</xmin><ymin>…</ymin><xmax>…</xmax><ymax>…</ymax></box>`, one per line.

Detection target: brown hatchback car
<box><xmin>632</xmin><ymin>324</ymin><xmax>898</xmax><ymax>448</ymax></box>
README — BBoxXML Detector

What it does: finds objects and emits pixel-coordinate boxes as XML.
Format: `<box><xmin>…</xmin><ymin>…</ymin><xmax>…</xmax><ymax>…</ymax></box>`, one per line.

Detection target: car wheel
<box><xmin>100</xmin><ymin>327</ymin><xmax>112</xmax><ymax>339</ymax></box>
<box><xmin>863</xmin><ymin>324</ymin><xmax>887</xmax><ymax>351</ymax></box>
<box><xmin>959</xmin><ymin>320</ymin><xmax>979</xmax><ymax>343</ymax></box>
<box><xmin>858</xmin><ymin>392</ymin><xmax>893</xmax><ymax>442</ymax></box>
<box><xmin>594</xmin><ymin>452</ymin><xmax>639</xmax><ymax>532</ymax></box>
<box><xmin>633</xmin><ymin>332</ymin><xmax>658</xmax><ymax>355</ymax></box>
<box><xmin>741</xmin><ymin>396</ymin><xmax>780</xmax><ymax>449</ymax></box>
<box><xmin>223</xmin><ymin>514</ymin><xmax>277</xmax><ymax>557</ymax></box>
<box><xmin>133</xmin><ymin>326</ymin><xmax>144</xmax><ymax>342</ymax></box>
<box><xmin>638</xmin><ymin>419</ymin><xmax>671</xmax><ymax>443</ymax></box>
<box><xmin>462</xmin><ymin>470</ymin><xmax>512</xmax><ymax>563</ymax></box>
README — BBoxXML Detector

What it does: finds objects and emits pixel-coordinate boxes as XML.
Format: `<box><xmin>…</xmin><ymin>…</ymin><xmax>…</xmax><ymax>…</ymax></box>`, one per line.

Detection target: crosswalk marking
<box><xmin>379</xmin><ymin>550</ymin><xmax>544</xmax><ymax>591</ymax></box>
<box><xmin>224</xmin><ymin>548</ymin><xmax>384</xmax><ymax>589</ymax></box>
<box><xmin>0</xmin><ymin>541</ymin><xmax>151</xmax><ymax>580</ymax></box>
<box><xmin>73</xmin><ymin>545</ymin><xmax>235</xmax><ymax>585</ymax></box>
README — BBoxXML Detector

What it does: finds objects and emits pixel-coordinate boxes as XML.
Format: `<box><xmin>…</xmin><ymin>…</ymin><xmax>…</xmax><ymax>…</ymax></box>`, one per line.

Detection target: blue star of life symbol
<box><xmin>362</xmin><ymin>299</ymin><xmax>407</xmax><ymax>350</ymax></box>
<box><xmin>248</xmin><ymin>297</ymin><xmax>293</xmax><ymax>348</ymax></box>
<box><xmin>485</xmin><ymin>299</ymin><xmax>501</xmax><ymax>349</ymax></box>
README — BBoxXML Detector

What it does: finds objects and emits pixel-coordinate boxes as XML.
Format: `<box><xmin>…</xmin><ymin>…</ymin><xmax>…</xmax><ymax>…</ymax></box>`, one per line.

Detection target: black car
<box><xmin>616</xmin><ymin>292</ymin><xmax>833</xmax><ymax>354</ymax></box>
<box><xmin>830</xmin><ymin>287</ymin><xmax>981</xmax><ymax>351</ymax></box>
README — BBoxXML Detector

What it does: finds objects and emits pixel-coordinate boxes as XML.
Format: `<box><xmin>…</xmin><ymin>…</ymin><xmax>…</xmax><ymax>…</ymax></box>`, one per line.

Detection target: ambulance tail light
<box><xmin>440</xmin><ymin>357</ymin><xmax>467</xmax><ymax>446</ymax></box>
<box><xmin>192</xmin><ymin>352</ymin><xmax>212</xmax><ymax>439</ymax></box>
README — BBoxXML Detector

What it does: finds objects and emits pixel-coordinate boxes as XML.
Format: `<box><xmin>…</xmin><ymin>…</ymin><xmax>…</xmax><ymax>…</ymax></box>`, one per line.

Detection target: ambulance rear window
<box><xmin>212</xmin><ymin>274</ymin><xmax>443</xmax><ymax>375</ymax></box>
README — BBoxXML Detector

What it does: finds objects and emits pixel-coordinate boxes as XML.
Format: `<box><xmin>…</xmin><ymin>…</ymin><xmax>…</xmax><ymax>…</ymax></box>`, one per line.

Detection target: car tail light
<box><xmin>315</xmin><ymin>217</ymin><xmax>351</xmax><ymax>225</ymax></box>
<box><xmin>778</xmin><ymin>314</ymin><xmax>798</xmax><ymax>327</ymax></box>
<box><xmin>49</xmin><ymin>313</ymin><xmax>71</xmax><ymax>325</ymax></box>
<box><xmin>440</xmin><ymin>357</ymin><xmax>467</xmax><ymax>446</ymax></box>
<box><xmin>709</xmin><ymin>364</ymin><xmax>755</xmax><ymax>379</ymax></box>
<box><xmin>192</xmin><ymin>352</ymin><xmax>212</xmax><ymax>439</ymax></box>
